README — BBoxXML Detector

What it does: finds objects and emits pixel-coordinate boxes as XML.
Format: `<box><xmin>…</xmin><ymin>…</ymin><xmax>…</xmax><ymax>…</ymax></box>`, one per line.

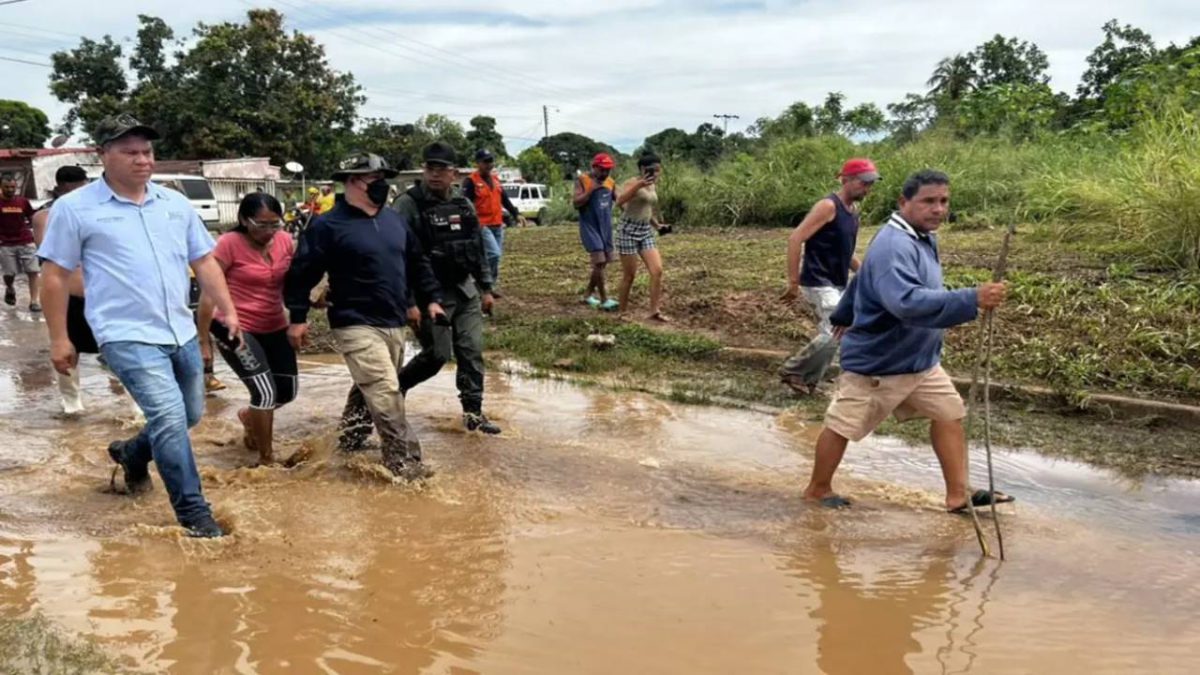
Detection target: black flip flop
<box><xmin>948</xmin><ymin>489</ymin><xmax>1015</xmax><ymax>514</ymax></box>
<box><xmin>818</xmin><ymin>495</ymin><xmax>852</xmax><ymax>509</ymax></box>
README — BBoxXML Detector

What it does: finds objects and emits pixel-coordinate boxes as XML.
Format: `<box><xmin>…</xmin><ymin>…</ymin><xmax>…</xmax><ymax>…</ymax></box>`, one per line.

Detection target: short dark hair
<box><xmin>901</xmin><ymin>170</ymin><xmax>950</xmax><ymax>200</ymax></box>
<box><xmin>235</xmin><ymin>192</ymin><xmax>284</xmax><ymax>232</ymax></box>
<box><xmin>55</xmin><ymin>165</ymin><xmax>88</xmax><ymax>185</ymax></box>
<box><xmin>637</xmin><ymin>153</ymin><xmax>662</xmax><ymax>170</ymax></box>
<box><xmin>0</xmin><ymin>172</ymin><xmax>15</xmax><ymax>183</ymax></box>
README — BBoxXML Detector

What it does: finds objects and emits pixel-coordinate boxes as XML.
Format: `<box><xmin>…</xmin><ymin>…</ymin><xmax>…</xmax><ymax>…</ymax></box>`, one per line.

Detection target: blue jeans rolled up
<box><xmin>99</xmin><ymin>337</ymin><xmax>212</xmax><ymax>524</ymax></box>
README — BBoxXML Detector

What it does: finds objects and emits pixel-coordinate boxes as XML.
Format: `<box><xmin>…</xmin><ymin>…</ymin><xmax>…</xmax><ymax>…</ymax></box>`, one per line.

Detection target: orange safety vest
<box><xmin>468</xmin><ymin>170</ymin><xmax>505</xmax><ymax>227</ymax></box>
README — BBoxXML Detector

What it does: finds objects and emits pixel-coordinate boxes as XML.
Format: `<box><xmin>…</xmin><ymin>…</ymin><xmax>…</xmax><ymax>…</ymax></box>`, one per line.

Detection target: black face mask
<box><xmin>365</xmin><ymin>178</ymin><xmax>391</xmax><ymax>207</ymax></box>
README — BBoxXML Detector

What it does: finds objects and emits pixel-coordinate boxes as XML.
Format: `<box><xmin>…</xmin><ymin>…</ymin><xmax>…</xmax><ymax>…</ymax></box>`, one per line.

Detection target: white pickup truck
<box><xmin>503</xmin><ymin>183</ymin><xmax>550</xmax><ymax>225</ymax></box>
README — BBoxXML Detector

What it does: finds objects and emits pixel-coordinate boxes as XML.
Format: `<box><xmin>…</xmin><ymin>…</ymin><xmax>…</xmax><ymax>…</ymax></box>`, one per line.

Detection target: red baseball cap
<box><xmin>592</xmin><ymin>153</ymin><xmax>615</xmax><ymax>169</ymax></box>
<box><xmin>839</xmin><ymin>158</ymin><xmax>880</xmax><ymax>183</ymax></box>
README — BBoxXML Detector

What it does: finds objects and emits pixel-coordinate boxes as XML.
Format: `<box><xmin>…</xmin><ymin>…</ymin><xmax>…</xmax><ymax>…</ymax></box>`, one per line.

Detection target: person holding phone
<box><xmin>616</xmin><ymin>153</ymin><xmax>671</xmax><ymax>322</ymax></box>
<box><xmin>197</xmin><ymin>192</ymin><xmax>297</xmax><ymax>466</ymax></box>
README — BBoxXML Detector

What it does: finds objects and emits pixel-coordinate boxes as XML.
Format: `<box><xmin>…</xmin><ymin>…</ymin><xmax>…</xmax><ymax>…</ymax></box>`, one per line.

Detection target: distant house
<box><xmin>0</xmin><ymin>148</ymin><xmax>104</xmax><ymax>205</ymax></box>
<box><xmin>0</xmin><ymin>150</ymin><xmax>282</xmax><ymax>225</ymax></box>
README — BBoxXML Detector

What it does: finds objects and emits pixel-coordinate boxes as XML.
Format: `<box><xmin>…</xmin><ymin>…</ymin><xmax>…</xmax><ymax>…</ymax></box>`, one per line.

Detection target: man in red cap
<box><xmin>573</xmin><ymin>153</ymin><xmax>619</xmax><ymax>310</ymax></box>
<box><xmin>779</xmin><ymin>158</ymin><xmax>879</xmax><ymax>394</ymax></box>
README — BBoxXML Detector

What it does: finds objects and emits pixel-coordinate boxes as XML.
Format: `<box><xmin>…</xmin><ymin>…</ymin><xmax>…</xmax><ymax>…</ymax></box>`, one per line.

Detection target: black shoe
<box><xmin>3</xmin><ymin>286</ymin><xmax>13</xmax><ymax>306</ymax></box>
<box><xmin>107</xmin><ymin>440</ymin><xmax>152</xmax><ymax>495</ymax></box>
<box><xmin>383</xmin><ymin>455</ymin><xmax>434</xmax><ymax>481</ymax></box>
<box><xmin>464</xmin><ymin>412</ymin><xmax>502</xmax><ymax>435</ymax></box>
<box><xmin>182</xmin><ymin>514</ymin><xmax>225</xmax><ymax>538</ymax></box>
<box><xmin>28</xmin><ymin>302</ymin><xmax>41</xmax><ymax>313</ymax></box>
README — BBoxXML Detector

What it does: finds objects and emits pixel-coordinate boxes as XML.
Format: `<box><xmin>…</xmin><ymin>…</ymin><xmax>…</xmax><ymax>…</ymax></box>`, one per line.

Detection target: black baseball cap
<box><xmin>332</xmin><ymin>152</ymin><xmax>399</xmax><ymax>181</ymax></box>
<box><xmin>474</xmin><ymin>148</ymin><xmax>495</xmax><ymax>162</ymax></box>
<box><xmin>423</xmin><ymin>141</ymin><xmax>458</xmax><ymax>167</ymax></box>
<box><xmin>93</xmin><ymin>114</ymin><xmax>160</xmax><ymax>145</ymax></box>
<box><xmin>55</xmin><ymin>165</ymin><xmax>88</xmax><ymax>185</ymax></box>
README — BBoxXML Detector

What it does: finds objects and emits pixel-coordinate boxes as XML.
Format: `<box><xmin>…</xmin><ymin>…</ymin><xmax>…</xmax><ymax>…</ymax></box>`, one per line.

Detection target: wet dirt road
<box><xmin>0</xmin><ymin>308</ymin><xmax>1198</xmax><ymax>674</ymax></box>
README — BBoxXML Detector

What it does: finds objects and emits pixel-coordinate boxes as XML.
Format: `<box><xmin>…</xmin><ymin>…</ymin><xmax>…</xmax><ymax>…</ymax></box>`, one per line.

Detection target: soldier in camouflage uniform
<box><xmin>339</xmin><ymin>141</ymin><xmax>501</xmax><ymax>446</ymax></box>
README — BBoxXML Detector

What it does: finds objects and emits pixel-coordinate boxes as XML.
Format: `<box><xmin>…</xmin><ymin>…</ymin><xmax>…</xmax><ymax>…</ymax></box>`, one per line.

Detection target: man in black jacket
<box><xmin>339</xmin><ymin>142</ymin><xmax>502</xmax><ymax>444</ymax></box>
<box><xmin>284</xmin><ymin>152</ymin><xmax>446</xmax><ymax>480</ymax></box>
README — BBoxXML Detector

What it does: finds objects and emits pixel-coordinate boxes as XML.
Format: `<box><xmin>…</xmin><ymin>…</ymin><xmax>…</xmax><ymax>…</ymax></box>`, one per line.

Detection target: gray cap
<box><xmin>331</xmin><ymin>152</ymin><xmax>399</xmax><ymax>181</ymax></box>
<box><xmin>93</xmin><ymin>113</ymin><xmax>161</xmax><ymax>145</ymax></box>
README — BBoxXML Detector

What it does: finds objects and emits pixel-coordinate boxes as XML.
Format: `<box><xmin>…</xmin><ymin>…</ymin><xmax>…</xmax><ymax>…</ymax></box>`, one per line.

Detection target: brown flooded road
<box><xmin>1</xmin><ymin>308</ymin><xmax>1199</xmax><ymax>674</ymax></box>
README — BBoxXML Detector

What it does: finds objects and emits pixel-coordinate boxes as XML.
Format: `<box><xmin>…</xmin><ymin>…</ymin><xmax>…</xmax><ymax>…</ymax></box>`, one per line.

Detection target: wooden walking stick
<box><xmin>964</xmin><ymin>224</ymin><xmax>1015</xmax><ymax>560</ymax></box>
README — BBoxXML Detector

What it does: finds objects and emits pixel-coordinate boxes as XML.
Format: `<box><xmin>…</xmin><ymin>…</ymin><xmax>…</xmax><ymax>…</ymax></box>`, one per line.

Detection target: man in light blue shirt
<box><xmin>38</xmin><ymin>114</ymin><xmax>241</xmax><ymax>538</ymax></box>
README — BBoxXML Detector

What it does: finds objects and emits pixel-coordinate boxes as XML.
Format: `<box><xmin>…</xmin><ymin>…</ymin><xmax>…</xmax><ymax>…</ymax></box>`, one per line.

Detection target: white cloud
<box><xmin>4</xmin><ymin>0</ymin><xmax>1197</xmax><ymax>153</ymax></box>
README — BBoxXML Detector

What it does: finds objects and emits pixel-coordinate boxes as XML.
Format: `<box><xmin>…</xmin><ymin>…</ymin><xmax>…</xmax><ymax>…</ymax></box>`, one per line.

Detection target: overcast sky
<box><xmin>3</xmin><ymin>0</ymin><xmax>1197</xmax><ymax>152</ymax></box>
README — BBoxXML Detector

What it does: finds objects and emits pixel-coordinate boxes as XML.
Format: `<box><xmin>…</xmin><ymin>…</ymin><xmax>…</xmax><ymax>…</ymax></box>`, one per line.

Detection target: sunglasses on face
<box><xmin>248</xmin><ymin>218</ymin><xmax>283</xmax><ymax>230</ymax></box>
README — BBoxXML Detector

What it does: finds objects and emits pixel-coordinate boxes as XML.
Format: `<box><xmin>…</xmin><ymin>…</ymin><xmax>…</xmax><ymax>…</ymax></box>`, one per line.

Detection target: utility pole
<box><xmin>543</xmin><ymin>105</ymin><xmax>560</xmax><ymax>139</ymax></box>
<box><xmin>712</xmin><ymin>113</ymin><xmax>740</xmax><ymax>134</ymax></box>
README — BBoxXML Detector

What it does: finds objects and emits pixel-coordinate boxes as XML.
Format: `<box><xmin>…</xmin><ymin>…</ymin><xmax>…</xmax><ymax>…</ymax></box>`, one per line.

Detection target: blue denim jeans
<box><xmin>480</xmin><ymin>226</ymin><xmax>504</xmax><ymax>284</ymax></box>
<box><xmin>100</xmin><ymin>338</ymin><xmax>211</xmax><ymax>523</ymax></box>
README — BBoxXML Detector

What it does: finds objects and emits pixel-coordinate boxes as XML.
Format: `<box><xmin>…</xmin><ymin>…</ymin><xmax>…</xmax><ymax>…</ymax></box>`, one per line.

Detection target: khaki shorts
<box><xmin>0</xmin><ymin>244</ymin><xmax>39</xmax><ymax>275</ymax></box>
<box><xmin>824</xmin><ymin>365</ymin><xmax>966</xmax><ymax>442</ymax></box>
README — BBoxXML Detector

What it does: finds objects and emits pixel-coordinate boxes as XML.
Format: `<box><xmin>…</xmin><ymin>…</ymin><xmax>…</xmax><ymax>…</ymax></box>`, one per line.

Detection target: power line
<box><xmin>0</xmin><ymin>0</ymin><xmax>36</xmax><ymax>7</ymax></box>
<box><xmin>0</xmin><ymin>54</ymin><xmax>48</xmax><ymax>67</ymax></box>
<box><xmin>0</xmin><ymin>20</ymin><xmax>80</xmax><ymax>39</ymax></box>
<box><xmin>265</xmin><ymin>0</ymin><xmax>582</xmax><ymax>105</ymax></box>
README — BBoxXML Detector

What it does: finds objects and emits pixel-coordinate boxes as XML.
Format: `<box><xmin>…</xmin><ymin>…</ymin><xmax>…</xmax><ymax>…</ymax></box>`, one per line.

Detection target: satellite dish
<box><xmin>284</xmin><ymin>161</ymin><xmax>304</xmax><ymax>174</ymax></box>
<box><xmin>50</xmin><ymin>134</ymin><xmax>69</xmax><ymax>148</ymax></box>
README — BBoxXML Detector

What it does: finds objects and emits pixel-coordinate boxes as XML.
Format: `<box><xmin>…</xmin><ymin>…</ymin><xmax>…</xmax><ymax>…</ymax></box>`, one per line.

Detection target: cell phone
<box><xmin>434</xmin><ymin>313</ymin><xmax>452</xmax><ymax>327</ymax></box>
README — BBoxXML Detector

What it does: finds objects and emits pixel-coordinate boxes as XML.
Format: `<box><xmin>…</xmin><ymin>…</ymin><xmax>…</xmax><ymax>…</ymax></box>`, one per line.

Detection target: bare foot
<box><xmin>648</xmin><ymin>312</ymin><xmax>671</xmax><ymax>323</ymax></box>
<box><xmin>236</xmin><ymin>407</ymin><xmax>257</xmax><ymax>452</ymax></box>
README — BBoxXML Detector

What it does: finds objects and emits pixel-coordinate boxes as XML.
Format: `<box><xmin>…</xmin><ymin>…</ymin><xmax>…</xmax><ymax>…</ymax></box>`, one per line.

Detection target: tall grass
<box><xmin>662</xmin><ymin>105</ymin><xmax>1200</xmax><ymax>271</ymax></box>
<box><xmin>1045</xmin><ymin>105</ymin><xmax>1200</xmax><ymax>270</ymax></box>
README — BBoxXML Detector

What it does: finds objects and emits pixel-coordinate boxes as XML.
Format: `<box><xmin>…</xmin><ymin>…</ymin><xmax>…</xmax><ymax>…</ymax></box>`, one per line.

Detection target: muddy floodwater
<box><xmin>1</xmin><ymin>310</ymin><xmax>1198</xmax><ymax>674</ymax></box>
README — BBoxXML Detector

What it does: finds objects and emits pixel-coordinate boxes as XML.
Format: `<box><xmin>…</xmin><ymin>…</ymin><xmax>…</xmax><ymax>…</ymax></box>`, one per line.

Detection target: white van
<box><xmin>153</xmin><ymin>174</ymin><xmax>220</xmax><ymax>226</ymax></box>
<box><xmin>503</xmin><ymin>183</ymin><xmax>551</xmax><ymax>225</ymax></box>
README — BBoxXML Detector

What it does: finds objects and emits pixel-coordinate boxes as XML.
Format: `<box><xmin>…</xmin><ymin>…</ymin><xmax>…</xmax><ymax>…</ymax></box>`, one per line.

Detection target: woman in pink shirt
<box><xmin>198</xmin><ymin>193</ymin><xmax>296</xmax><ymax>464</ymax></box>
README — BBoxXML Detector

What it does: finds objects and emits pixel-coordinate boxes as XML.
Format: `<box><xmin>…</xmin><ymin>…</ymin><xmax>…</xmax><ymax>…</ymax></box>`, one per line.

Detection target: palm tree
<box><xmin>927</xmin><ymin>54</ymin><xmax>977</xmax><ymax>101</ymax></box>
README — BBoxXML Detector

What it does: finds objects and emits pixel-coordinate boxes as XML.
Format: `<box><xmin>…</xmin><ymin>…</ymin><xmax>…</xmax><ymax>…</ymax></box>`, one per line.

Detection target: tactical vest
<box><xmin>407</xmin><ymin>185</ymin><xmax>484</xmax><ymax>283</ymax></box>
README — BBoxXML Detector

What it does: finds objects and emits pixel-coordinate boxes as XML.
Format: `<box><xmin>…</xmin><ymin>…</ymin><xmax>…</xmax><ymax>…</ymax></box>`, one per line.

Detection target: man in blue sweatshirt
<box><xmin>802</xmin><ymin>170</ymin><xmax>1012</xmax><ymax>513</ymax></box>
<box><xmin>285</xmin><ymin>152</ymin><xmax>446</xmax><ymax>481</ymax></box>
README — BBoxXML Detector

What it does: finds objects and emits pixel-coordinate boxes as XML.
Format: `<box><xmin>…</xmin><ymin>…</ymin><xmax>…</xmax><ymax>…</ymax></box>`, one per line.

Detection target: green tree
<box><xmin>956</xmin><ymin>83</ymin><xmax>1060</xmax><ymax>138</ymax></box>
<box><xmin>970</xmin><ymin>35</ymin><xmax>1050</xmax><ymax>88</ymax></box>
<box><xmin>842</xmin><ymin>103</ymin><xmax>886</xmax><ymax>137</ymax></box>
<box><xmin>687</xmin><ymin>122</ymin><xmax>726</xmax><ymax>168</ymax></box>
<box><xmin>813</xmin><ymin>92</ymin><xmax>846</xmax><ymax>135</ymax></box>
<box><xmin>749</xmin><ymin>101</ymin><xmax>815</xmax><ymax>140</ymax></box>
<box><xmin>48</xmin><ymin>35</ymin><xmax>127</xmax><ymax>136</ymax></box>
<box><xmin>356</xmin><ymin>118</ymin><xmax>420</xmax><ymax>169</ymax></box>
<box><xmin>887</xmin><ymin>93</ymin><xmax>936</xmax><ymax>143</ymax></box>
<box><xmin>416</xmin><ymin>113</ymin><xmax>469</xmax><ymax>163</ymax></box>
<box><xmin>927</xmin><ymin>54</ymin><xmax>977</xmax><ymax>102</ymax></box>
<box><xmin>516</xmin><ymin>146</ymin><xmax>560</xmax><ymax>185</ymax></box>
<box><xmin>0</xmin><ymin>100</ymin><xmax>52</xmax><ymax>147</ymax></box>
<box><xmin>1101</xmin><ymin>46</ymin><xmax>1200</xmax><ymax>130</ymax></box>
<box><xmin>536</xmin><ymin>132</ymin><xmax>619</xmax><ymax>176</ymax></box>
<box><xmin>1078</xmin><ymin>20</ymin><xmax>1157</xmax><ymax>104</ymax></box>
<box><xmin>48</xmin><ymin>10</ymin><xmax>363</xmax><ymax>175</ymax></box>
<box><xmin>640</xmin><ymin>127</ymin><xmax>692</xmax><ymax>160</ymax></box>
<box><xmin>465</xmin><ymin>115</ymin><xmax>508</xmax><ymax>159</ymax></box>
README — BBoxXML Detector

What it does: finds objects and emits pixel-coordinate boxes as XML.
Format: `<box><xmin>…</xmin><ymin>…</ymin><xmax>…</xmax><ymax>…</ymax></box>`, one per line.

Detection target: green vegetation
<box><xmin>495</xmin><ymin>226</ymin><xmax>1199</xmax><ymax>403</ymax></box>
<box><xmin>0</xmin><ymin>100</ymin><xmax>51</xmax><ymax>148</ymax></box>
